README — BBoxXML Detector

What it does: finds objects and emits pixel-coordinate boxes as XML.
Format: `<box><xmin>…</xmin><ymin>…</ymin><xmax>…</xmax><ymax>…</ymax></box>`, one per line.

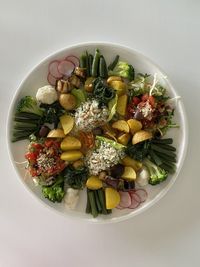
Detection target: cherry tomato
<box><xmin>25</xmin><ymin>152</ymin><xmax>38</xmax><ymax>161</ymax></box>
<box><xmin>149</xmin><ymin>95</ymin><xmax>155</xmax><ymax>107</ymax></box>
<box><xmin>141</xmin><ymin>93</ymin><xmax>149</xmax><ymax>102</ymax></box>
<box><xmin>132</xmin><ymin>96</ymin><xmax>140</xmax><ymax>105</ymax></box>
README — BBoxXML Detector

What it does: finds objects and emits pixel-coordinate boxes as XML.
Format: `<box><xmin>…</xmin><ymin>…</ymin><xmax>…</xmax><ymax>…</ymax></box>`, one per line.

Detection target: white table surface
<box><xmin>1</xmin><ymin>0</ymin><xmax>200</xmax><ymax>266</ymax></box>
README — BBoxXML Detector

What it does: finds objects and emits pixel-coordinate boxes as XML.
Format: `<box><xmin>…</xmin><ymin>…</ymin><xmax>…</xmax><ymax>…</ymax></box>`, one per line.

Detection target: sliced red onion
<box><xmin>128</xmin><ymin>194</ymin><xmax>140</xmax><ymax>209</ymax></box>
<box><xmin>118</xmin><ymin>191</ymin><xmax>132</xmax><ymax>208</ymax></box>
<box><xmin>105</xmin><ymin>177</ymin><xmax>119</xmax><ymax>189</ymax></box>
<box><xmin>65</xmin><ymin>55</ymin><xmax>80</xmax><ymax>67</ymax></box>
<box><xmin>47</xmin><ymin>72</ymin><xmax>57</xmax><ymax>86</ymax></box>
<box><xmin>57</xmin><ymin>60</ymin><xmax>75</xmax><ymax>77</ymax></box>
<box><xmin>134</xmin><ymin>189</ymin><xmax>148</xmax><ymax>203</ymax></box>
<box><xmin>48</xmin><ymin>60</ymin><xmax>63</xmax><ymax>79</ymax></box>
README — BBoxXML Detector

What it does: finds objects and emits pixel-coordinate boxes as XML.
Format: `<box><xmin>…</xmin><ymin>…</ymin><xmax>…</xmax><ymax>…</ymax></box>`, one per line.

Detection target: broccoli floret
<box><xmin>17</xmin><ymin>96</ymin><xmax>44</xmax><ymax>116</ymax></box>
<box><xmin>42</xmin><ymin>175</ymin><xmax>65</xmax><ymax>202</ymax></box>
<box><xmin>143</xmin><ymin>158</ymin><xmax>168</xmax><ymax>185</ymax></box>
<box><xmin>108</xmin><ymin>61</ymin><xmax>135</xmax><ymax>81</ymax></box>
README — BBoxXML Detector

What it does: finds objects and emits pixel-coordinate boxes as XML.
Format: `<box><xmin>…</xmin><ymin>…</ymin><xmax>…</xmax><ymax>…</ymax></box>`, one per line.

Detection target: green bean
<box><xmin>156</xmin><ymin>144</ymin><xmax>176</xmax><ymax>151</ymax></box>
<box><xmin>86</xmin><ymin>189</ymin><xmax>91</xmax><ymax>214</ymax></box>
<box><xmin>97</xmin><ymin>189</ymin><xmax>107</xmax><ymax>215</ymax></box>
<box><xmin>85</xmin><ymin>51</ymin><xmax>90</xmax><ymax>77</ymax></box>
<box><xmin>80</xmin><ymin>54</ymin><xmax>86</xmax><ymax>68</ymax></box>
<box><xmin>152</xmin><ymin>138</ymin><xmax>173</xmax><ymax>145</ymax></box>
<box><xmin>15</xmin><ymin>112</ymin><xmax>41</xmax><ymax>120</ymax></box>
<box><xmin>94</xmin><ymin>190</ymin><xmax>102</xmax><ymax>213</ymax></box>
<box><xmin>160</xmin><ymin>163</ymin><xmax>176</xmax><ymax>173</ymax></box>
<box><xmin>151</xmin><ymin>144</ymin><xmax>176</xmax><ymax>157</ymax></box>
<box><xmin>88</xmin><ymin>191</ymin><xmax>98</xmax><ymax>218</ymax></box>
<box><xmin>155</xmin><ymin>152</ymin><xmax>176</xmax><ymax>163</ymax></box>
<box><xmin>108</xmin><ymin>55</ymin><xmax>119</xmax><ymax>70</ymax></box>
<box><xmin>89</xmin><ymin>54</ymin><xmax>93</xmax><ymax>76</ymax></box>
<box><xmin>99</xmin><ymin>56</ymin><xmax>108</xmax><ymax>78</ymax></box>
<box><xmin>91</xmin><ymin>49</ymin><xmax>100</xmax><ymax>77</ymax></box>
<box><xmin>149</xmin><ymin>150</ymin><xmax>163</xmax><ymax>166</ymax></box>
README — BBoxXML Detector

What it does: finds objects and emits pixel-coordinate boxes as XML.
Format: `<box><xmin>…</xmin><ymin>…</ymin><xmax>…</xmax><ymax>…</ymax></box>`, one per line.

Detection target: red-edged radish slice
<box><xmin>65</xmin><ymin>55</ymin><xmax>80</xmax><ymax>67</ymax></box>
<box><xmin>58</xmin><ymin>60</ymin><xmax>75</xmax><ymax>77</ymax></box>
<box><xmin>48</xmin><ymin>60</ymin><xmax>63</xmax><ymax>79</ymax></box>
<box><xmin>116</xmin><ymin>204</ymin><xmax>125</xmax><ymax>210</ymax></box>
<box><xmin>134</xmin><ymin>189</ymin><xmax>148</xmax><ymax>203</ymax></box>
<box><xmin>129</xmin><ymin>191</ymin><xmax>141</xmax><ymax>203</ymax></box>
<box><xmin>47</xmin><ymin>73</ymin><xmax>57</xmax><ymax>86</ymax></box>
<box><xmin>128</xmin><ymin>194</ymin><xmax>140</xmax><ymax>209</ymax></box>
<box><xmin>118</xmin><ymin>191</ymin><xmax>132</xmax><ymax>208</ymax></box>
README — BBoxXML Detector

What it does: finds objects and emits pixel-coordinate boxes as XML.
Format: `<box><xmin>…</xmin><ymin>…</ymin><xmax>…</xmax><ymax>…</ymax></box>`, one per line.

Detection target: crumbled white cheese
<box><xmin>64</xmin><ymin>188</ymin><xmax>79</xmax><ymax>209</ymax></box>
<box><xmin>74</xmin><ymin>99</ymin><xmax>108</xmax><ymax>131</ymax></box>
<box><xmin>86</xmin><ymin>142</ymin><xmax>125</xmax><ymax>175</ymax></box>
<box><xmin>141</xmin><ymin>101</ymin><xmax>152</xmax><ymax>118</ymax></box>
<box><xmin>36</xmin><ymin>85</ymin><xmax>58</xmax><ymax>104</ymax></box>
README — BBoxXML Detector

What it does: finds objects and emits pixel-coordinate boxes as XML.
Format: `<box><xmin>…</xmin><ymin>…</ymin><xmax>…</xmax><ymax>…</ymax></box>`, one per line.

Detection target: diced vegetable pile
<box><xmin>12</xmin><ymin>48</ymin><xmax>179</xmax><ymax>218</ymax></box>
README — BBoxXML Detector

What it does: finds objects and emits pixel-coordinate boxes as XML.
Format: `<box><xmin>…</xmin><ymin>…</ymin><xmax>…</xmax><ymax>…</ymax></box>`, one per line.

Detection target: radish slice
<box><xmin>129</xmin><ymin>191</ymin><xmax>141</xmax><ymax>202</ymax></box>
<box><xmin>48</xmin><ymin>60</ymin><xmax>63</xmax><ymax>79</ymax></box>
<box><xmin>65</xmin><ymin>55</ymin><xmax>80</xmax><ymax>67</ymax></box>
<box><xmin>58</xmin><ymin>60</ymin><xmax>75</xmax><ymax>77</ymax></box>
<box><xmin>118</xmin><ymin>191</ymin><xmax>132</xmax><ymax>208</ymax></box>
<box><xmin>116</xmin><ymin>204</ymin><xmax>125</xmax><ymax>210</ymax></box>
<box><xmin>134</xmin><ymin>189</ymin><xmax>148</xmax><ymax>203</ymax></box>
<box><xmin>47</xmin><ymin>73</ymin><xmax>57</xmax><ymax>86</ymax></box>
<box><xmin>128</xmin><ymin>194</ymin><xmax>140</xmax><ymax>209</ymax></box>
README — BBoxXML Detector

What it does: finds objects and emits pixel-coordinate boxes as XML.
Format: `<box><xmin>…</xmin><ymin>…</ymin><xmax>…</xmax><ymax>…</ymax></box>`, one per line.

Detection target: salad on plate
<box><xmin>11</xmin><ymin>48</ymin><xmax>179</xmax><ymax>218</ymax></box>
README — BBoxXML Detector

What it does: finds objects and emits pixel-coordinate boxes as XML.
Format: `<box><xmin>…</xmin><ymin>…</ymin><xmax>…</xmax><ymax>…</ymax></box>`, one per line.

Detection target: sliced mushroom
<box><xmin>74</xmin><ymin>67</ymin><xmax>86</xmax><ymax>79</ymax></box>
<box><xmin>68</xmin><ymin>75</ymin><xmax>81</xmax><ymax>88</ymax></box>
<box><xmin>56</xmin><ymin>79</ymin><xmax>72</xmax><ymax>93</ymax></box>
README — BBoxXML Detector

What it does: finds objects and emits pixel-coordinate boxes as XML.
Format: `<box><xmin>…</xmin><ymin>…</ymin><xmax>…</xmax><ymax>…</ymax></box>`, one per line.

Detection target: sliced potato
<box><xmin>121</xmin><ymin>156</ymin><xmax>142</xmax><ymax>172</ymax></box>
<box><xmin>127</xmin><ymin>119</ymin><xmax>142</xmax><ymax>135</ymax></box>
<box><xmin>132</xmin><ymin>130</ymin><xmax>153</xmax><ymax>145</ymax></box>
<box><xmin>61</xmin><ymin>136</ymin><xmax>81</xmax><ymax>151</ymax></box>
<box><xmin>86</xmin><ymin>176</ymin><xmax>103</xmax><ymax>190</ymax></box>
<box><xmin>109</xmin><ymin>81</ymin><xmax>127</xmax><ymax>96</ymax></box>
<box><xmin>59</xmin><ymin>93</ymin><xmax>77</xmax><ymax>110</ymax></box>
<box><xmin>112</xmin><ymin>120</ymin><xmax>129</xmax><ymax>133</ymax></box>
<box><xmin>47</xmin><ymin>129</ymin><xmax>65</xmax><ymax>138</ymax></box>
<box><xmin>116</xmin><ymin>94</ymin><xmax>128</xmax><ymax>116</ymax></box>
<box><xmin>105</xmin><ymin>188</ymin><xmax>120</xmax><ymax>209</ymax></box>
<box><xmin>60</xmin><ymin>150</ymin><xmax>83</xmax><ymax>161</ymax></box>
<box><xmin>60</xmin><ymin>114</ymin><xmax>74</xmax><ymax>135</ymax></box>
<box><xmin>117</xmin><ymin>133</ymin><xmax>131</xmax><ymax>146</ymax></box>
<box><xmin>107</xmin><ymin>76</ymin><xmax>122</xmax><ymax>84</ymax></box>
<box><xmin>121</xmin><ymin>166</ymin><xmax>136</xmax><ymax>181</ymax></box>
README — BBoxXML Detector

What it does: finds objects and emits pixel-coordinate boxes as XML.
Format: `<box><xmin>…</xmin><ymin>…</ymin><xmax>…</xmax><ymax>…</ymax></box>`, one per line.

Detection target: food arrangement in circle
<box><xmin>12</xmin><ymin>48</ymin><xmax>178</xmax><ymax>217</ymax></box>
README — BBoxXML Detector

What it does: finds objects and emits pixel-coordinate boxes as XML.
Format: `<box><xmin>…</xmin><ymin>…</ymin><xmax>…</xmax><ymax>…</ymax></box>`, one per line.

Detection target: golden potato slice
<box><xmin>121</xmin><ymin>156</ymin><xmax>142</xmax><ymax>172</ymax></box>
<box><xmin>86</xmin><ymin>176</ymin><xmax>103</xmax><ymax>190</ymax></box>
<box><xmin>107</xmin><ymin>76</ymin><xmax>122</xmax><ymax>84</ymax></box>
<box><xmin>132</xmin><ymin>130</ymin><xmax>153</xmax><ymax>145</ymax></box>
<box><xmin>127</xmin><ymin>119</ymin><xmax>142</xmax><ymax>135</ymax></box>
<box><xmin>47</xmin><ymin>129</ymin><xmax>65</xmax><ymax>138</ymax></box>
<box><xmin>59</xmin><ymin>93</ymin><xmax>77</xmax><ymax>110</ymax></box>
<box><xmin>121</xmin><ymin>166</ymin><xmax>136</xmax><ymax>181</ymax></box>
<box><xmin>116</xmin><ymin>94</ymin><xmax>128</xmax><ymax>116</ymax></box>
<box><xmin>60</xmin><ymin>114</ymin><xmax>74</xmax><ymax>135</ymax></box>
<box><xmin>61</xmin><ymin>136</ymin><xmax>81</xmax><ymax>151</ymax></box>
<box><xmin>60</xmin><ymin>150</ymin><xmax>83</xmax><ymax>161</ymax></box>
<box><xmin>105</xmin><ymin>188</ymin><xmax>120</xmax><ymax>209</ymax></box>
<box><xmin>109</xmin><ymin>81</ymin><xmax>127</xmax><ymax>96</ymax></box>
<box><xmin>117</xmin><ymin>133</ymin><xmax>131</xmax><ymax>146</ymax></box>
<box><xmin>112</xmin><ymin>120</ymin><xmax>129</xmax><ymax>133</ymax></box>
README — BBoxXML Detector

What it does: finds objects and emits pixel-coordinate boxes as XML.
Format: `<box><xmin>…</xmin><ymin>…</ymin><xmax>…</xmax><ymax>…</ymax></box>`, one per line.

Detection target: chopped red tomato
<box><xmin>132</xmin><ymin>96</ymin><xmax>141</xmax><ymax>105</ymax></box>
<box><xmin>25</xmin><ymin>152</ymin><xmax>38</xmax><ymax>161</ymax></box>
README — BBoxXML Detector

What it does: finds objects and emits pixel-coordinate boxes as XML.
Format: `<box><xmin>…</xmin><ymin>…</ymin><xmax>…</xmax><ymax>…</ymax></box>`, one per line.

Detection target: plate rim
<box><xmin>6</xmin><ymin>41</ymin><xmax>189</xmax><ymax>223</ymax></box>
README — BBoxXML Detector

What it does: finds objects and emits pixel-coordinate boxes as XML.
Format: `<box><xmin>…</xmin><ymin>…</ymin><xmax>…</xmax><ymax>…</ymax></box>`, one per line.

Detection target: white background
<box><xmin>0</xmin><ymin>0</ymin><xmax>200</xmax><ymax>266</ymax></box>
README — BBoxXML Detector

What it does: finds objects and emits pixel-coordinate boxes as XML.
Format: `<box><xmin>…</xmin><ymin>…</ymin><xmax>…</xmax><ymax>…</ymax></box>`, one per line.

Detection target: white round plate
<box><xmin>7</xmin><ymin>42</ymin><xmax>188</xmax><ymax>223</ymax></box>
